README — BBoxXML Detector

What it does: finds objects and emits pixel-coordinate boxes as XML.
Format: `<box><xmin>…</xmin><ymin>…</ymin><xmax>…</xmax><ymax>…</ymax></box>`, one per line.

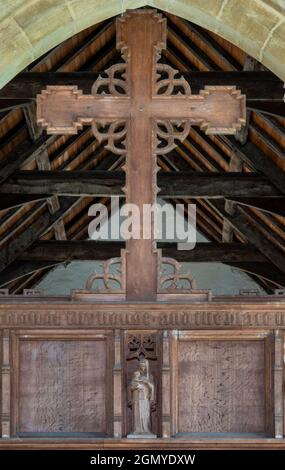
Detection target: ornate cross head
<box><xmin>37</xmin><ymin>10</ymin><xmax>246</xmax><ymax>301</ymax></box>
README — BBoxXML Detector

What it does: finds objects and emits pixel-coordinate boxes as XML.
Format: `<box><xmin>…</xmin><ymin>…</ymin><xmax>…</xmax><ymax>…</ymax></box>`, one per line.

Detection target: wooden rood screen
<box><xmin>0</xmin><ymin>10</ymin><xmax>284</xmax><ymax>450</ymax></box>
<box><xmin>0</xmin><ymin>302</ymin><xmax>284</xmax><ymax>447</ymax></box>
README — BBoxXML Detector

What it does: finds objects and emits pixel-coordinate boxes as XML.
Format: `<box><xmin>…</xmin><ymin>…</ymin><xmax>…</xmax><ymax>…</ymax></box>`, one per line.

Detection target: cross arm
<box><xmin>37</xmin><ymin>86</ymin><xmax>130</xmax><ymax>134</ymax></box>
<box><xmin>152</xmin><ymin>86</ymin><xmax>246</xmax><ymax>134</ymax></box>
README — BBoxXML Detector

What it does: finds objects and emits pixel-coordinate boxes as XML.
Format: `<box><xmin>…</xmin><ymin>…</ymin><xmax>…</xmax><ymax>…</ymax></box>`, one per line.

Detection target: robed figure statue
<box><xmin>128</xmin><ymin>358</ymin><xmax>156</xmax><ymax>437</ymax></box>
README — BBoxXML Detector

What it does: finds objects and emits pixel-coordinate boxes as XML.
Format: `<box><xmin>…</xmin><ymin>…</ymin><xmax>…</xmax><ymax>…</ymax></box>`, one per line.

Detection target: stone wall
<box><xmin>0</xmin><ymin>1</ymin><xmax>284</xmax><ymax>90</ymax></box>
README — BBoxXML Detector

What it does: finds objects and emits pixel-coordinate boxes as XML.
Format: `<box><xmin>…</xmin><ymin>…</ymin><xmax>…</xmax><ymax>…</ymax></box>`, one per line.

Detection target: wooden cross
<box><xmin>37</xmin><ymin>9</ymin><xmax>246</xmax><ymax>301</ymax></box>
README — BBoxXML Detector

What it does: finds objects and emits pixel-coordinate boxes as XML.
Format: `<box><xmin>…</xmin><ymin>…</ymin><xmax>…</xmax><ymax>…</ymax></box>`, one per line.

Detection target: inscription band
<box><xmin>0</xmin><ymin>310</ymin><xmax>285</xmax><ymax>328</ymax></box>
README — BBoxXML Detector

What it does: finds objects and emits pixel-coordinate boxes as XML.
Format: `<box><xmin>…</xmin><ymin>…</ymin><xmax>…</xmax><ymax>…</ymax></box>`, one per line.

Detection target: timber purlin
<box><xmin>18</xmin><ymin>241</ymin><xmax>267</xmax><ymax>263</ymax></box>
<box><xmin>1</xmin><ymin>241</ymin><xmax>274</xmax><ymax>288</ymax></box>
<box><xmin>1</xmin><ymin>71</ymin><xmax>282</xmax><ymax>101</ymax></box>
<box><xmin>0</xmin><ymin>171</ymin><xmax>282</xmax><ymax>198</ymax></box>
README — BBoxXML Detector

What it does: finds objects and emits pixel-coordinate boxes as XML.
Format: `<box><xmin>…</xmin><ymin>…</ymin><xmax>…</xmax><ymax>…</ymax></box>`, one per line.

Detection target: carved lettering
<box><xmin>0</xmin><ymin>308</ymin><xmax>285</xmax><ymax>328</ymax></box>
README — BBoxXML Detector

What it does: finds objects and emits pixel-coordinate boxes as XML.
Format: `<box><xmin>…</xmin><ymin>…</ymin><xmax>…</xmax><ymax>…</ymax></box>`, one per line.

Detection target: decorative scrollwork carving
<box><xmin>155</xmin><ymin>119</ymin><xmax>191</xmax><ymax>154</ymax></box>
<box><xmin>91</xmin><ymin>63</ymin><xmax>129</xmax><ymax>96</ymax></box>
<box><xmin>155</xmin><ymin>64</ymin><xmax>191</xmax><ymax>96</ymax></box>
<box><xmin>142</xmin><ymin>336</ymin><xmax>157</xmax><ymax>357</ymax></box>
<box><xmin>86</xmin><ymin>257</ymin><xmax>124</xmax><ymax>291</ymax></box>
<box><xmin>128</xmin><ymin>336</ymin><xmax>141</xmax><ymax>354</ymax></box>
<box><xmin>127</xmin><ymin>334</ymin><xmax>157</xmax><ymax>360</ymax></box>
<box><xmin>154</xmin><ymin>63</ymin><xmax>192</xmax><ymax>155</ymax></box>
<box><xmin>92</xmin><ymin>120</ymin><xmax>127</xmax><ymax>155</ymax></box>
<box><xmin>158</xmin><ymin>256</ymin><xmax>197</xmax><ymax>291</ymax></box>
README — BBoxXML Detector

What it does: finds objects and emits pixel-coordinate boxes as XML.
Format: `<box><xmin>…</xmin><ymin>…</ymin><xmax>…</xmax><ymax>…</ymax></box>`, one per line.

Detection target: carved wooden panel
<box><xmin>11</xmin><ymin>330</ymin><xmax>113</xmax><ymax>437</ymax></box>
<box><xmin>172</xmin><ymin>331</ymin><xmax>274</xmax><ymax>436</ymax></box>
<box><xmin>2</xmin><ymin>302</ymin><xmax>285</xmax><ymax>329</ymax></box>
<box><xmin>0</xmin><ymin>319</ymin><xmax>283</xmax><ymax>447</ymax></box>
<box><xmin>123</xmin><ymin>331</ymin><xmax>162</xmax><ymax>437</ymax></box>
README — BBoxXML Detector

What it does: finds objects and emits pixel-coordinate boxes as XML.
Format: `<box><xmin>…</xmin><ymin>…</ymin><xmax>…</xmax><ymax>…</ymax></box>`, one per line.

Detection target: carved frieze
<box><xmin>0</xmin><ymin>308</ymin><xmax>285</xmax><ymax>328</ymax></box>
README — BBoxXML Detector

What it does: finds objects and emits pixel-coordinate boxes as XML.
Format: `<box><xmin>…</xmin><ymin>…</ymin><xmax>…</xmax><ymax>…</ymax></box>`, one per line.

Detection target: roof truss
<box><xmin>0</xmin><ymin>11</ymin><xmax>284</xmax><ymax>293</ymax></box>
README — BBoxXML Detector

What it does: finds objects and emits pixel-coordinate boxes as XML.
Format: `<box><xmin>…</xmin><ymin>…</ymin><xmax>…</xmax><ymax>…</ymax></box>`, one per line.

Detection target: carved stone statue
<box><xmin>127</xmin><ymin>358</ymin><xmax>156</xmax><ymax>438</ymax></box>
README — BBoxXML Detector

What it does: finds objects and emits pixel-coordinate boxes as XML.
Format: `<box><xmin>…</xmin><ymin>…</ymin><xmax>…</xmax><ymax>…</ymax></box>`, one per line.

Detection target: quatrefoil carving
<box><xmin>91</xmin><ymin>120</ymin><xmax>127</xmax><ymax>156</ymax></box>
<box><xmin>155</xmin><ymin>63</ymin><xmax>192</xmax><ymax>96</ymax></box>
<box><xmin>91</xmin><ymin>63</ymin><xmax>128</xmax><ymax>96</ymax></box>
<box><xmin>90</xmin><ymin>61</ymin><xmax>193</xmax><ymax>157</ymax></box>
<box><xmin>155</xmin><ymin>119</ymin><xmax>191</xmax><ymax>154</ymax></box>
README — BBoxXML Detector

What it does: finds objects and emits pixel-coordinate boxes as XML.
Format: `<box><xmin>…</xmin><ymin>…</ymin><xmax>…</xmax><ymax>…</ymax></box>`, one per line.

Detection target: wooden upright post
<box><xmin>274</xmin><ymin>329</ymin><xmax>284</xmax><ymax>438</ymax></box>
<box><xmin>1</xmin><ymin>330</ymin><xmax>11</xmax><ymax>438</ymax></box>
<box><xmin>113</xmin><ymin>329</ymin><xmax>123</xmax><ymax>438</ymax></box>
<box><xmin>162</xmin><ymin>330</ymin><xmax>171</xmax><ymax>438</ymax></box>
<box><xmin>117</xmin><ymin>12</ymin><xmax>167</xmax><ymax>300</ymax></box>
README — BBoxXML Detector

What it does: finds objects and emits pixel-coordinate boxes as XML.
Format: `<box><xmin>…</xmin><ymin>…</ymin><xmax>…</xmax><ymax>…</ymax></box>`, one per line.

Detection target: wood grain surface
<box><xmin>178</xmin><ymin>340</ymin><xmax>265</xmax><ymax>433</ymax></box>
<box><xmin>18</xmin><ymin>339</ymin><xmax>107</xmax><ymax>435</ymax></box>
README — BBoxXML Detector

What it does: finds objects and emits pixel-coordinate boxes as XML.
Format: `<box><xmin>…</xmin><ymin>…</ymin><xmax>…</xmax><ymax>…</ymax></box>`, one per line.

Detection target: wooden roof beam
<box><xmin>0</xmin><ymin>261</ymin><xmax>60</xmax><ymax>287</ymax></box>
<box><xmin>210</xmin><ymin>200</ymin><xmax>285</xmax><ymax>276</ymax></box>
<box><xmin>0</xmin><ymin>171</ymin><xmax>282</xmax><ymax>198</ymax></box>
<box><xmin>17</xmin><ymin>240</ymin><xmax>266</xmax><ymax>263</ymax></box>
<box><xmin>0</xmin><ymin>197</ymin><xmax>77</xmax><ymax>274</ymax></box>
<box><xmin>222</xmin><ymin>151</ymin><xmax>243</xmax><ymax>242</ymax></box>
<box><xmin>220</xmin><ymin>135</ymin><xmax>285</xmax><ymax>195</ymax></box>
<box><xmin>2</xmin><ymin>241</ymin><xmax>284</xmax><ymax>288</ymax></box>
<box><xmin>3</xmin><ymin>259</ymin><xmax>283</xmax><ymax>289</ymax></box>
<box><xmin>0</xmin><ymin>194</ymin><xmax>47</xmax><ymax>212</ymax></box>
<box><xmin>0</xmin><ymin>134</ymin><xmax>57</xmax><ymax>185</ymax></box>
<box><xmin>1</xmin><ymin>71</ymin><xmax>282</xmax><ymax>101</ymax></box>
<box><xmin>226</xmin><ymin>262</ymin><xmax>285</xmax><ymax>288</ymax></box>
<box><xmin>227</xmin><ymin>197</ymin><xmax>285</xmax><ymax>217</ymax></box>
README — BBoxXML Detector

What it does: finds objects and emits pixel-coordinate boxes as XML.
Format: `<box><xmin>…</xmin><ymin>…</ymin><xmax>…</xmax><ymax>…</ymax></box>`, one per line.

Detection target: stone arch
<box><xmin>0</xmin><ymin>0</ymin><xmax>284</xmax><ymax>89</ymax></box>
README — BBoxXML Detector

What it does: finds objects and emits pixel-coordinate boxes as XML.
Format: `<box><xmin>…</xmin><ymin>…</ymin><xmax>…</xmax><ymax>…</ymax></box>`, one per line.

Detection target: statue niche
<box><xmin>125</xmin><ymin>332</ymin><xmax>161</xmax><ymax>437</ymax></box>
<box><xmin>127</xmin><ymin>358</ymin><xmax>156</xmax><ymax>438</ymax></box>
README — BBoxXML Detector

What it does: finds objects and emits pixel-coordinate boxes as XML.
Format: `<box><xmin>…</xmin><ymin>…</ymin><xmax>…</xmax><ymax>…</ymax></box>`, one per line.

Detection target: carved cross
<box><xmin>37</xmin><ymin>9</ymin><xmax>246</xmax><ymax>301</ymax></box>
